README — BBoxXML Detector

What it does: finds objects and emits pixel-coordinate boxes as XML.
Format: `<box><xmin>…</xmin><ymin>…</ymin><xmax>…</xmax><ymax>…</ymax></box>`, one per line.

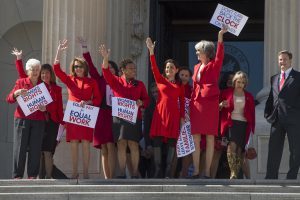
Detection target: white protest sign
<box><xmin>16</xmin><ymin>82</ymin><xmax>53</xmax><ymax>116</ymax></box>
<box><xmin>106</xmin><ymin>85</ymin><xmax>114</xmax><ymax>106</ymax></box>
<box><xmin>210</xmin><ymin>3</ymin><xmax>248</xmax><ymax>36</ymax></box>
<box><xmin>176</xmin><ymin>122</ymin><xmax>195</xmax><ymax>157</ymax></box>
<box><xmin>63</xmin><ymin>100</ymin><xmax>100</xmax><ymax>128</ymax></box>
<box><xmin>112</xmin><ymin>97</ymin><xmax>138</xmax><ymax>123</ymax></box>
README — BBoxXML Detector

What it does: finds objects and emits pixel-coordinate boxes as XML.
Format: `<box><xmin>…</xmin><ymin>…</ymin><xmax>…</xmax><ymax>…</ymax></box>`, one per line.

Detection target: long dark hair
<box><xmin>108</xmin><ymin>60</ymin><xmax>119</xmax><ymax>76</ymax></box>
<box><xmin>163</xmin><ymin>59</ymin><xmax>181</xmax><ymax>82</ymax></box>
<box><xmin>40</xmin><ymin>64</ymin><xmax>56</xmax><ymax>84</ymax></box>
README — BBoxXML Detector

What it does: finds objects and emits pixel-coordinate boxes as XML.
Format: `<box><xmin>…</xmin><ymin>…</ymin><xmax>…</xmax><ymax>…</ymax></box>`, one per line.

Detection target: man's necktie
<box><xmin>279</xmin><ymin>72</ymin><xmax>285</xmax><ymax>91</ymax></box>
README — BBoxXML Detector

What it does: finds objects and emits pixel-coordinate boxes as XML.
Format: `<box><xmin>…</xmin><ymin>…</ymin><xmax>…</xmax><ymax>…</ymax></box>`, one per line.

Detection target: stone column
<box><xmin>264</xmin><ymin>0</ymin><xmax>300</xmax><ymax>86</ymax></box>
<box><xmin>252</xmin><ymin>0</ymin><xmax>300</xmax><ymax>180</ymax></box>
<box><xmin>42</xmin><ymin>0</ymin><xmax>150</xmax><ymax>178</ymax></box>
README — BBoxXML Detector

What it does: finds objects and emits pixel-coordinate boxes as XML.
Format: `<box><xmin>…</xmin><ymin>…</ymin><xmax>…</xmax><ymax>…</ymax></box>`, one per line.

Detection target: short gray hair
<box><xmin>25</xmin><ymin>58</ymin><xmax>41</xmax><ymax>71</ymax></box>
<box><xmin>195</xmin><ymin>40</ymin><xmax>215</xmax><ymax>60</ymax></box>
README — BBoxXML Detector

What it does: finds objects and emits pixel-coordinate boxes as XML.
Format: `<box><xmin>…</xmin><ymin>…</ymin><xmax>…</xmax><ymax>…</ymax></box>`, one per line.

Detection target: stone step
<box><xmin>0</xmin><ymin>179</ymin><xmax>300</xmax><ymax>200</ymax></box>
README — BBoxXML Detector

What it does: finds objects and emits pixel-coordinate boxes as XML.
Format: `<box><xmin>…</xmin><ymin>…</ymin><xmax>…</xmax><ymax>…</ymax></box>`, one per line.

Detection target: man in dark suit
<box><xmin>264</xmin><ymin>50</ymin><xmax>300</xmax><ymax>179</ymax></box>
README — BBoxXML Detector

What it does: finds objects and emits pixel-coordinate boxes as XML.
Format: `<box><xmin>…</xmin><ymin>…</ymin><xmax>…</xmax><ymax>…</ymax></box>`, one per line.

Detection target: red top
<box><xmin>6</xmin><ymin>77</ymin><xmax>46</xmax><ymax>120</ymax></box>
<box><xmin>183</xmin><ymin>83</ymin><xmax>192</xmax><ymax>99</ymax></box>
<box><xmin>102</xmin><ymin>66</ymin><xmax>149</xmax><ymax>120</ymax></box>
<box><xmin>191</xmin><ymin>42</ymin><xmax>224</xmax><ymax>101</ymax></box>
<box><xmin>53</xmin><ymin>63</ymin><xmax>102</xmax><ymax>106</ymax></box>
<box><xmin>83</xmin><ymin>52</ymin><xmax>109</xmax><ymax>109</ymax></box>
<box><xmin>149</xmin><ymin>55</ymin><xmax>185</xmax><ymax>140</ymax></box>
<box><xmin>219</xmin><ymin>88</ymin><xmax>255</xmax><ymax>144</ymax></box>
<box><xmin>15</xmin><ymin>59</ymin><xmax>64</xmax><ymax>124</ymax></box>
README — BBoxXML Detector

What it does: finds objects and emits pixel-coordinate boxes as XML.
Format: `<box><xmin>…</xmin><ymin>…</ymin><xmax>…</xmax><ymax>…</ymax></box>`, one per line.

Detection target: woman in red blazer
<box><xmin>54</xmin><ymin>40</ymin><xmax>102</xmax><ymax>179</ymax></box>
<box><xmin>78</xmin><ymin>37</ymin><xmax>118</xmax><ymax>179</ymax></box>
<box><xmin>219</xmin><ymin>71</ymin><xmax>255</xmax><ymax>179</ymax></box>
<box><xmin>146</xmin><ymin>37</ymin><xmax>185</xmax><ymax>178</ymax></box>
<box><xmin>190</xmin><ymin>26</ymin><xmax>227</xmax><ymax>178</ymax></box>
<box><xmin>11</xmin><ymin>48</ymin><xmax>64</xmax><ymax>179</ymax></box>
<box><xmin>7</xmin><ymin>57</ymin><xmax>46</xmax><ymax>179</ymax></box>
<box><xmin>100</xmin><ymin>45</ymin><xmax>149</xmax><ymax>178</ymax></box>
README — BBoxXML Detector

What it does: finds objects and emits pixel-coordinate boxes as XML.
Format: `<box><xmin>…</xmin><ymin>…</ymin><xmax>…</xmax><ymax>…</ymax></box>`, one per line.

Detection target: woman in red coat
<box><xmin>146</xmin><ymin>37</ymin><xmax>185</xmax><ymax>178</ymax></box>
<box><xmin>190</xmin><ymin>27</ymin><xmax>227</xmax><ymax>178</ymax></box>
<box><xmin>219</xmin><ymin>71</ymin><xmax>255</xmax><ymax>179</ymax></box>
<box><xmin>12</xmin><ymin>48</ymin><xmax>64</xmax><ymax>179</ymax></box>
<box><xmin>100</xmin><ymin>45</ymin><xmax>149</xmax><ymax>178</ymax></box>
<box><xmin>53</xmin><ymin>39</ymin><xmax>102</xmax><ymax>179</ymax></box>
<box><xmin>78</xmin><ymin>37</ymin><xmax>118</xmax><ymax>179</ymax></box>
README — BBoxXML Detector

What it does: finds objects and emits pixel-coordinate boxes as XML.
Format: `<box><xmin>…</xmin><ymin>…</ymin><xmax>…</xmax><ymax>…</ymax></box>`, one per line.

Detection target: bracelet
<box><xmin>82</xmin><ymin>45</ymin><xmax>87</xmax><ymax>48</ymax></box>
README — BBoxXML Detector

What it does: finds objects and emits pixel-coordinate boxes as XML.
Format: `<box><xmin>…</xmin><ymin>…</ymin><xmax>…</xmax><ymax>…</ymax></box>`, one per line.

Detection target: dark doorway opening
<box><xmin>148</xmin><ymin>0</ymin><xmax>264</xmax><ymax>95</ymax></box>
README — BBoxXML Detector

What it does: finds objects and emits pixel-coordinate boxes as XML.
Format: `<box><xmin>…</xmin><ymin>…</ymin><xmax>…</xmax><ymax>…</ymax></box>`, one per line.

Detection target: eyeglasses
<box><xmin>74</xmin><ymin>65</ymin><xmax>84</xmax><ymax>69</ymax></box>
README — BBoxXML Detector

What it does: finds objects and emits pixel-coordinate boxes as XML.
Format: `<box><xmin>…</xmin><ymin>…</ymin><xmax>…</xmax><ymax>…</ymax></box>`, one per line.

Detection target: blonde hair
<box><xmin>232</xmin><ymin>71</ymin><xmax>248</xmax><ymax>88</ymax></box>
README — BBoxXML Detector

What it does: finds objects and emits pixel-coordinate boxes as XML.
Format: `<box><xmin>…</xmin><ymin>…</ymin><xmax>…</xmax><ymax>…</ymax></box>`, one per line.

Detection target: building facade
<box><xmin>0</xmin><ymin>0</ymin><xmax>299</xmax><ymax>179</ymax></box>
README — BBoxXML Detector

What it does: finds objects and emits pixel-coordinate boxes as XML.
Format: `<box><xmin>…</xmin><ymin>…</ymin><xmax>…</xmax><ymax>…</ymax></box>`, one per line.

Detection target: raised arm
<box><xmin>99</xmin><ymin>44</ymin><xmax>120</xmax><ymax>91</ymax></box>
<box><xmin>78</xmin><ymin>37</ymin><xmax>102</xmax><ymax>80</ymax></box>
<box><xmin>218</xmin><ymin>24</ymin><xmax>228</xmax><ymax>43</ymax></box>
<box><xmin>11</xmin><ymin>48</ymin><xmax>27</xmax><ymax>78</ymax></box>
<box><xmin>146</xmin><ymin>37</ymin><xmax>164</xmax><ymax>83</ymax></box>
<box><xmin>215</xmin><ymin>25</ymin><xmax>228</xmax><ymax>69</ymax></box>
<box><xmin>53</xmin><ymin>39</ymin><xmax>70</xmax><ymax>85</ymax></box>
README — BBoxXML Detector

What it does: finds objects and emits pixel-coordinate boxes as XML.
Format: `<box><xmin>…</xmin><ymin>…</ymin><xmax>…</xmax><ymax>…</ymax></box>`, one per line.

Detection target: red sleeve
<box><xmin>83</xmin><ymin>52</ymin><xmax>101</xmax><ymax>80</ymax></box>
<box><xmin>179</xmin><ymin>84</ymin><xmax>185</xmax><ymax>118</ymax></box>
<box><xmin>150</xmin><ymin>54</ymin><xmax>164</xmax><ymax>83</ymax></box>
<box><xmin>6</xmin><ymin>79</ymin><xmax>21</xmax><ymax>103</ymax></box>
<box><xmin>102</xmin><ymin>66</ymin><xmax>121</xmax><ymax>93</ymax></box>
<box><xmin>53</xmin><ymin>63</ymin><xmax>71</xmax><ymax>86</ymax></box>
<box><xmin>91</xmin><ymin>79</ymin><xmax>102</xmax><ymax>106</ymax></box>
<box><xmin>139</xmin><ymin>82</ymin><xmax>150</xmax><ymax>108</ymax></box>
<box><xmin>214</xmin><ymin>42</ymin><xmax>224</xmax><ymax>71</ymax></box>
<box><xmin>16</xmin><ymin>59</ymin><xmax>27</xmax><ymax>79</ymax></box>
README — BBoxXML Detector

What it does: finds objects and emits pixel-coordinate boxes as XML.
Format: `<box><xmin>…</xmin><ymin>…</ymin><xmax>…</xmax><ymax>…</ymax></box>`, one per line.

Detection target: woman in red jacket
<box><xmin>54</xmin><ymin>39</ymin><xmax>102</xmax><ymax>179</ymax></box>
<box><xmin>146</xmin><ymin>37</ymin><xmax>185</xmax><ymax>178</ymax></box>
<box><xmin>219</xmin><ymin>71</ymin><xmax>255</xmax><ymax>179</ymax></box>
<box><xmin>78</xmin><ymin>37</ymin><xmax>118</xmax><ymax>179</ymax></box>
<box><xmin>7</xmin><ymin>58</ymin><xmax>46</xmax><ymax>179</ymax></box>
<box><xmin>190</xmin><ymin>26</ymin><xmax>227</xmax><ymax>178</ymax></box>
<box><xmin>11</xmin><ymin>48</ymin><xmax>64</xmax><ymax>179</ymax></box>
<box><xmin>100</xmin><ymin>45</ymin><xmax>149</xmax><ymax>178</ymax></box>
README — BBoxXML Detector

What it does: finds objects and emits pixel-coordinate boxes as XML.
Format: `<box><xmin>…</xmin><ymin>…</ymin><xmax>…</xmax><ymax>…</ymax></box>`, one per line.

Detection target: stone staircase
<box><xmin>0</xmin><ymin>179</ymin><xmax>300</xmax><ymax>200</ymax></box>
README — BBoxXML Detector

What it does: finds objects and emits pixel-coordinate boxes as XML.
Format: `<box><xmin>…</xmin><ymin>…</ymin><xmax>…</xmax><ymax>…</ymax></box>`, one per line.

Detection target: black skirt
<box><xmin>42</xmin><ymin>119</ymin><xmax>59</xmax><ymax>153</ymax></box>
<box><xmin>112</xmin><ymin>117</ymin><xmax>142</xmax><ymax>143</ymax></box>
<box><xmin>226</xmin><ymin>120</ymin><xmax>247</xmax><ymax>150</ymax></box>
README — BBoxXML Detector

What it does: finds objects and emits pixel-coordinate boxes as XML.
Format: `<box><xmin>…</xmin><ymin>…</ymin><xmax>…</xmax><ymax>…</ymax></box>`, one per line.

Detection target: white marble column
<box><xmin>42</xmin><ymin>0</ymin><xmax>150</xmax><ymax>178</ymax></box>
<box><xmin>252</xmin><ymin>0</ymin><xmax>300</xmax><ymax>180</ymax></box>
<box><xmin>264</xmin><ymin>0</ymin><xmax>300</xmax><ymax>86</ymax></box>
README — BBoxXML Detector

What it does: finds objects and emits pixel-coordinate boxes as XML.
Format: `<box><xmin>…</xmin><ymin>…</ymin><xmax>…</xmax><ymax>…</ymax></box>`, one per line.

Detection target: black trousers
<box><xmin>266</xmin><ymin>121</ymin><xmax>300</xmax><ymax>179</ymax></box>
<box><xmin>13</xmin><ymin>118</ymin><xmax>45</xmax><ymax>178</ymax></box>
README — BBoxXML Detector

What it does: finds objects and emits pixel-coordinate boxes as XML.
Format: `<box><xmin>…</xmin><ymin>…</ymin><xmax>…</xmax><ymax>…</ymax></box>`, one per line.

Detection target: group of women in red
<box><xmin>7</xmin><ymin>25</ymin><xmax>255</xmax><ymax>179</ymax></box>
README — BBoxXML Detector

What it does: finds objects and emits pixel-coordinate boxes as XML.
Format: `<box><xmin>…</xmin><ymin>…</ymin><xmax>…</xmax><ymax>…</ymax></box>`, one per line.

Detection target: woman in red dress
<box><xmin>100</xmin><ymin>45</ymin><xmax>149</xmax><ymax>178</ymax></box>
<box><xmin>190</xmin><ymin>27</ymin><xmax>227</xmax><ymax>178</ymax></box>
<box><xmin>219</xmin><ymin>71</ymin><xmax>255</xmax><ymax>179</ymax></box>
<box><xmin>53</xmin><ymin>39</ymin><xmax>102</xmax><ymax>179</ymax></box>
<box><xmin>12</xmin><ymin>48</ymin><xmax>64</xmax><ymax>179</ymax></box>
<box><xmin>78</xmin><ymin>37</ymin><xmax>118</xmax><ymax>179</ymax></box>
<box><xmin>146</xmin><ymin>38</ymin><xmax>185</xmax><ymax>178</ymax></box>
